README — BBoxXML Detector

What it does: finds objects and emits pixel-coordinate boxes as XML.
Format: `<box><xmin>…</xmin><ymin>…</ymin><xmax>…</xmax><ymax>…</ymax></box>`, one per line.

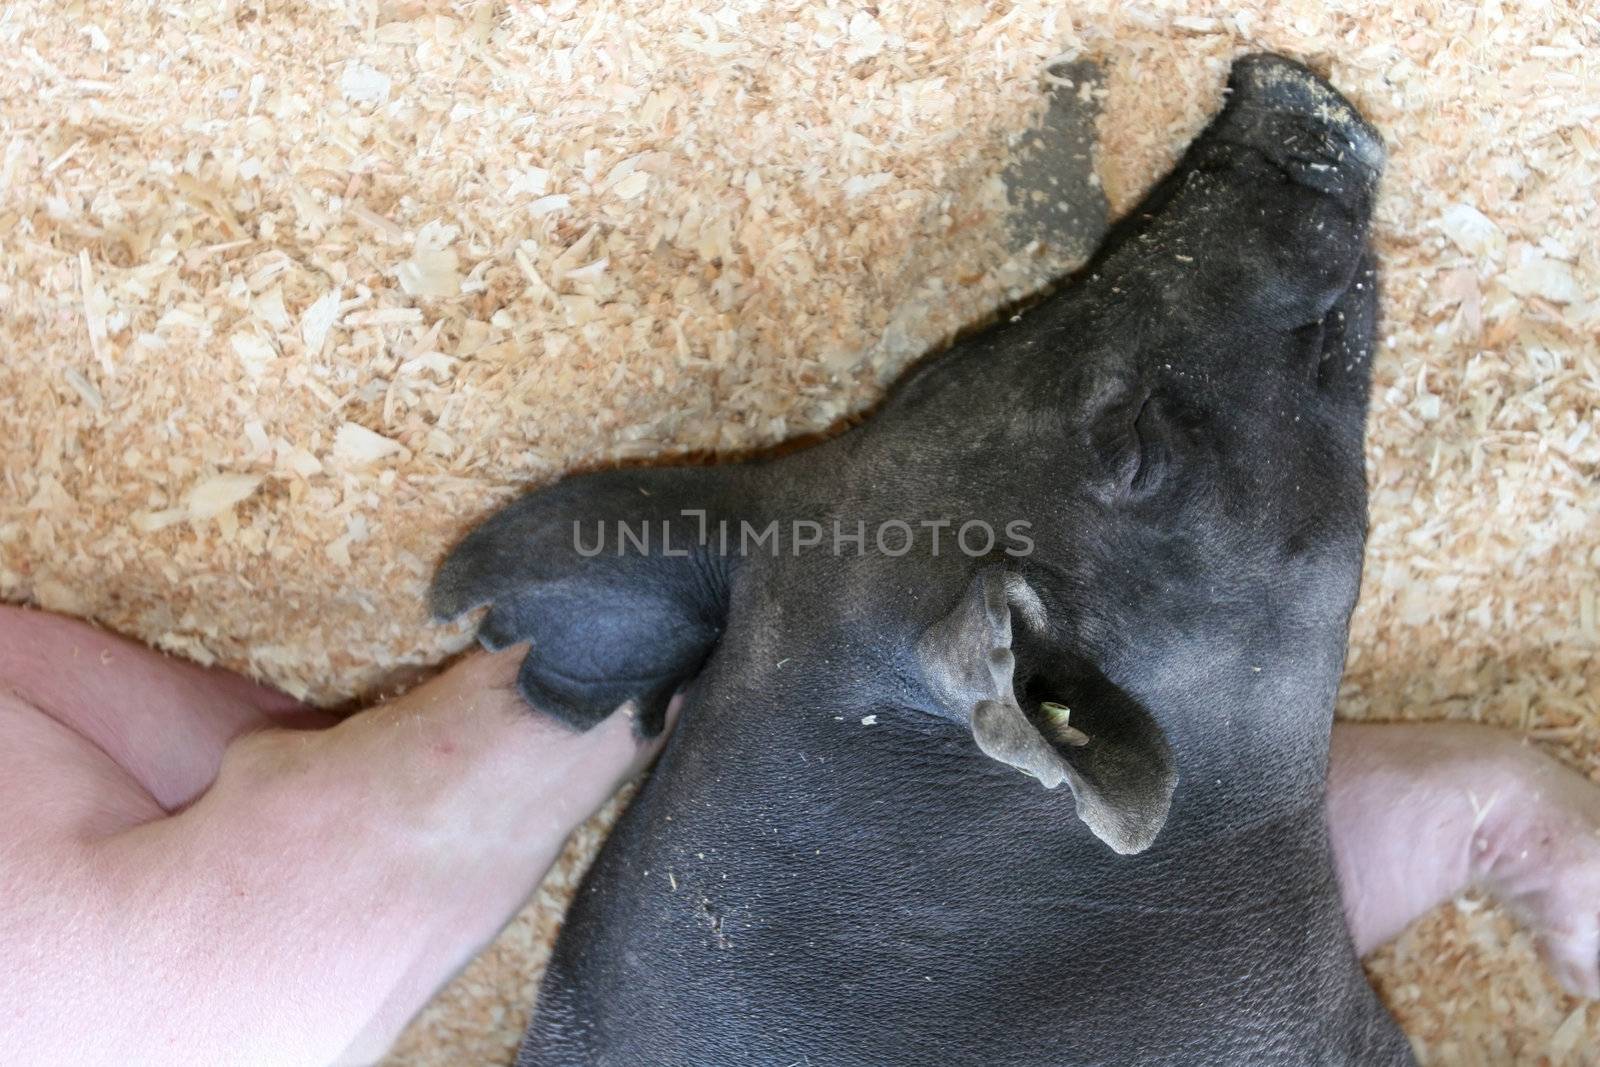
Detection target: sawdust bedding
<box><xmin>0</xmin><ymin>0</ymin><xmax>1595</xmax><ymax>1062</ymax></box>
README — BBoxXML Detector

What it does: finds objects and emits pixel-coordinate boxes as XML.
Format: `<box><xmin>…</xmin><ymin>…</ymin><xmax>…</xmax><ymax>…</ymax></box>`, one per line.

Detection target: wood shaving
<box><xmin>184</xmin><ymin>473</ymin><xmax>264</xmax><ymax>523</ymax></box>
<box><xmin>334</xmin><ymin>422</ymin><xmax>409</xmax><ymax>467</ymax></box>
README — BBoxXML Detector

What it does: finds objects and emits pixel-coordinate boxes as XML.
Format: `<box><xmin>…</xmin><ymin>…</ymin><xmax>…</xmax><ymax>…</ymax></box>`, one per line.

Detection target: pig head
<box><xmin>433</xmin><ymin>54</ymin><xmax>1412</xmax><ymax>1065</ymax></box>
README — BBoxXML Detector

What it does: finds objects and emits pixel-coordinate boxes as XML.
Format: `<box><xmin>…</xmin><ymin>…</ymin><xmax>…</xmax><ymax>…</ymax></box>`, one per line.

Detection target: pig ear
<box><xmin>918</xmin><ymin>568</ymin><xmax>1177</xmax><ymax>855</ymax></box>
<box><xmin>430</xmin><ymin>465</ymin><xmax>754</xmax><ymax>736</ymax></box>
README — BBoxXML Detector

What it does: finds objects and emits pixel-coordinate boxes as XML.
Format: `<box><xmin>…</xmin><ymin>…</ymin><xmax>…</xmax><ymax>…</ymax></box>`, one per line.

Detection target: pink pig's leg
<box><xmin>1329</xmin><ymin>721</ymin><xmax>1600</xmax><ymax>997</ymax></box>
<box><xmin>0</xmin><ymin>605</ymin><xmax>333</xmax><ymax>812</ymax></box>
<box><xmin>0</xmin><ymin>605</ymin><xmax>667</xmax><ymax>1065</ymax></box>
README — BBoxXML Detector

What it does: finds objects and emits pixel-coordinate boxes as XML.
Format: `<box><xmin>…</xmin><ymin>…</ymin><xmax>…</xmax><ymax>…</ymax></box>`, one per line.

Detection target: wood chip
<box><xmin>333</xmin><ymin>422</ymin><xmax>407</xmax><ymax>466</ymax></box>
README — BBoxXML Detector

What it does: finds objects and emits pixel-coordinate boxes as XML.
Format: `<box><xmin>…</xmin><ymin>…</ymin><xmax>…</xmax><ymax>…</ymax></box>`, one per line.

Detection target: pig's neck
<box><xmin>751</xmin><ymin>662</ymin><xmax>1337</xmax><ymax>864</ymax></box>
<box><xmin>700</xmin><ymin>665</ymin><xmax>1345</xmax><ymax>910</ymax></box>
<box><xmin>1160</xmin><ymin>689</ymin><xmax>1337</xmax><ymax>835</ymax></box>
<box><xmin>1111</xmin><ymin>619</ymin><xmax>1350</xmax><ymax>836</ymax></box>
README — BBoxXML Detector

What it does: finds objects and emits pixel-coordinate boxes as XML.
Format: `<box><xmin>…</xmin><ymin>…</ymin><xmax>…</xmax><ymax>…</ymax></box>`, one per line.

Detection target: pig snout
<box><xmin>1084</xmin><ymin>52</ymin><xmax>1383</xmax><ymax>342</ymax></box>
<box><xmin>1222</xmin><ymin>52</ymin><xmax>1386</xmax><ymax>177</ymax></box>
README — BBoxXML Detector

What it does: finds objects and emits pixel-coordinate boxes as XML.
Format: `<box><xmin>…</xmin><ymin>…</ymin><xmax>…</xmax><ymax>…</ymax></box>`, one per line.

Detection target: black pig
<box><xmin>433</xmin><ymin>53</ymin><xmax>1414</xmax><ymax>1065</ymax></box>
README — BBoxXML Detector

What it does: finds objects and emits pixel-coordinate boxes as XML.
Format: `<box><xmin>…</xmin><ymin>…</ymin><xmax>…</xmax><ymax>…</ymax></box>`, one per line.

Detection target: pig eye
<box><xmin>1128</xmin><ymin>396</ymin><xmax>1171</xmax><ymax>495</ymax></box>
<box><xmin>1090</xmin><ymin>393</ymin><xmax>1169</xmax><ymax>498</ymax></box>
<box><xmin>1088</xmin><ymin>395</ymin><xmax>1142</xmax><ymax>488</ymax></box>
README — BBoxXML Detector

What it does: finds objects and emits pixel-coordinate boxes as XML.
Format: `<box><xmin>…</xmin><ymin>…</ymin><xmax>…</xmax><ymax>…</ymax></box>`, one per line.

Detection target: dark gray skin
<box><xmin>432</xmin><ymin>54</ymin><xmax>1413</xmax><ymax>1066</ymax></box>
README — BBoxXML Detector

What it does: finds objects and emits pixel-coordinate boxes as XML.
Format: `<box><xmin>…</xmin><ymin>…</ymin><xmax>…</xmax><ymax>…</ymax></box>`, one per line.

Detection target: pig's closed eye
<box><xmin>1089</xmin><ymin>396</ymin><xmax>1140</xmax><ymax>489</ymax></box>
<box><xmin>1090</xmin><ymin>393</ymin><xmax>1169</xmax><ymax>498</ymax></box>
<box><xmin>1128</xmin><ymin>396</ymin><xmax>1171</xmax><ymax>495</ymax></box>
